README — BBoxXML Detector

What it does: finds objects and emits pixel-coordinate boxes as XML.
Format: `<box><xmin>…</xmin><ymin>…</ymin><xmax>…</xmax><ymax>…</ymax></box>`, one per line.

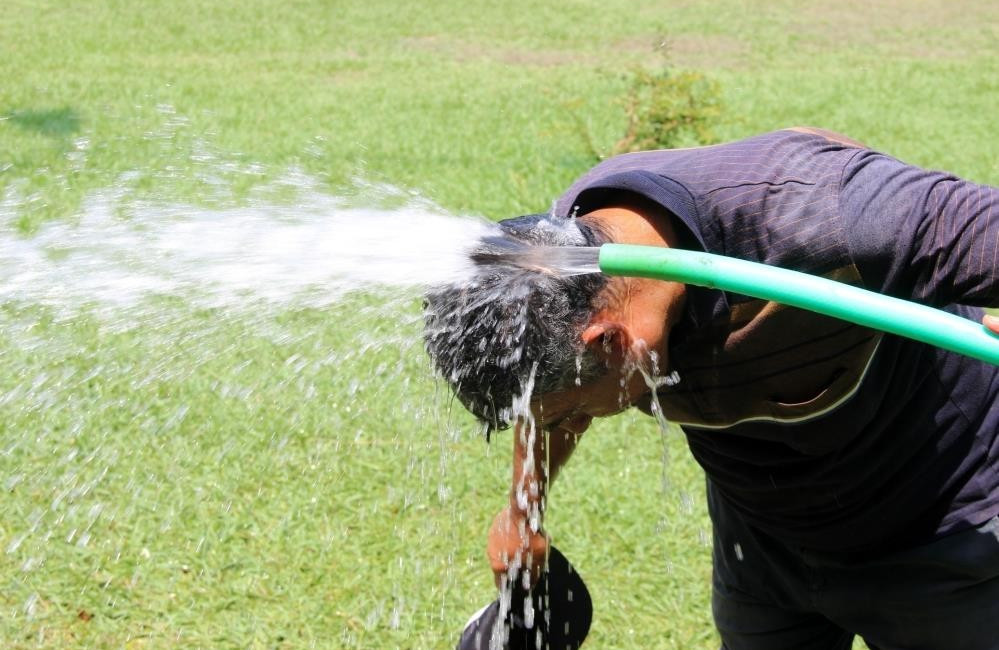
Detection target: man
<box><xmin>424</xmin><ymin>127</ymin><xmax>999</xmax><ymax>649</ymax></box>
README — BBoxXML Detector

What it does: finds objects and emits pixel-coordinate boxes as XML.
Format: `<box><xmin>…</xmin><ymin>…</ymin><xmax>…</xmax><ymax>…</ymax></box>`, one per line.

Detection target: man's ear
<box><xmin>580</xmin><ymin>322</ymin><xmax>634</xmax><ymax>365</ymax></box>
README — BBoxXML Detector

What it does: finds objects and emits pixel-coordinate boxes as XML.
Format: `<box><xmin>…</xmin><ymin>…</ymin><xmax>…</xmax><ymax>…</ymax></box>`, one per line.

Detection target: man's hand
<box><xmin>487</xmin><ymin>505</ymin><xmax>549</xmax><ymax>589</ymax></box>
<box><xmin>984</xmin><ymin>313</ymin><xmax>999</xmax><ymax>336</ymax></box>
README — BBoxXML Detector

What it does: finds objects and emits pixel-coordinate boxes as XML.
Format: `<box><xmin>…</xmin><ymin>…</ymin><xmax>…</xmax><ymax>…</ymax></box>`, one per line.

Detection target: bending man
<box><xmin>425</xmin><ymin>127</ymin><xmax>999</xmax><ymax>650</ymax></box>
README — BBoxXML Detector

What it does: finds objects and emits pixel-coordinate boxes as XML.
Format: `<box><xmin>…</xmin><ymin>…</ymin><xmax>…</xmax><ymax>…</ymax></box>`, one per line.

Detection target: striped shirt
<box><xmin>556</xmin><ymin>128</ymin><xmax>999</xmax><ymax>553</ymax></box>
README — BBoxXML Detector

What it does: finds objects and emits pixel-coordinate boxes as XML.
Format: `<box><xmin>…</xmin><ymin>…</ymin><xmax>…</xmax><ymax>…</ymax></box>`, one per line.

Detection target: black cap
<box><xmin>456</xmin><ymin>546</ymin><xmax>592</xmax><ymax>650</ymax></box>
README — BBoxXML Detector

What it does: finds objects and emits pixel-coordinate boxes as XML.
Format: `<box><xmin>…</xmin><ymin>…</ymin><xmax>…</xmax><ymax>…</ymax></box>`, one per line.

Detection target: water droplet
<box><xmin>24</xmin><ymin>593</ymin><xmax>39</xmax><ymax>617</ymax></box>
<box><xmin>6</xmin><ymin>533</ymin><xmax>27</xmax><ymax>554</ymax></box>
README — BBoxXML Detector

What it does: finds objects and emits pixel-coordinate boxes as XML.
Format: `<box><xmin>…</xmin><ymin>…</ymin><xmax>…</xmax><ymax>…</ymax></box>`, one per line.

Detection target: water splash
<box><xmin>0</xmin><ymin>174</ymin><xmax>521</xmax><ymax>644</ymax></box>
<box><xmin>0</xmin><ymin>171</ymin><xmax>664</xmax><ymax>646</ymax></box>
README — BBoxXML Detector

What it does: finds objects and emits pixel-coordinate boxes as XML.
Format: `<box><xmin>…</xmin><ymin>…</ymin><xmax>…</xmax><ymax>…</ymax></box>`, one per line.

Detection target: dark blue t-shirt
<box><xmin>556</xmin><ymin>128</ymin><xmax>999</xmax><ymax>553</ymax></box>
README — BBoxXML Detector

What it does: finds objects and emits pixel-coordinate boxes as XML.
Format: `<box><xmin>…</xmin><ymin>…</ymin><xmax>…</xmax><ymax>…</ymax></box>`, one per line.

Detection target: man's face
<box><xmin>483</xmin><ymin>202</ymin><xmax>685</xmax><ymax>434</ymax></box>
<box><xmin>530</xmin><ymin>348</ymin><xmax>657</xmax><ymax>432</ymax></box>
<box><xmin>529</xmin><ymin>270</ymin><xmax>686</xmax><ymax>432</ymax></box>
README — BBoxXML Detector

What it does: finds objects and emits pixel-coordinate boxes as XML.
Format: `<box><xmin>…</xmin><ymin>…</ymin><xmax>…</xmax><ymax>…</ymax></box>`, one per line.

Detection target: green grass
<box><xmin>3</xmin><ymin>1</ymin><xmax>999</xmax><ymax>647</ymax></box>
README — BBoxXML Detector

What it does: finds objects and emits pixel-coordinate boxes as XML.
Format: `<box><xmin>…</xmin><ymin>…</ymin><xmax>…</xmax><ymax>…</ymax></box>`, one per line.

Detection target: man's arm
<box><xmin>839</xmin><ymin>150</ymin><xmax>999</xmax><ymax>314</ymax></box>
<box><xmin>487</xmin><ymin>414</ymin><xmax>591</xmax><ymax>588</ymax></box>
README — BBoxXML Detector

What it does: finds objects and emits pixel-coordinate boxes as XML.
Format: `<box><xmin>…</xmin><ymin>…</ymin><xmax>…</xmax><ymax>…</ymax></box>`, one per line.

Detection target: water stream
<box><xmin>0</xmin><ymin>183</ymin><xmax>500</xmax><ymax>315</ymax></box>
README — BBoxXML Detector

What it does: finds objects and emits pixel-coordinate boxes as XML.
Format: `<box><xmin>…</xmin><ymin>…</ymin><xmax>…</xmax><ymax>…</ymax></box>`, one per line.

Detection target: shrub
<box><xmin>570</xmin><ymin>67</ymin><xmax>723</xmax><ymax>161</ymax></box>
<box><xmin>613</xmin><ymin>68</ymin><xmax>723</xmax><ymax>154</ymax></box>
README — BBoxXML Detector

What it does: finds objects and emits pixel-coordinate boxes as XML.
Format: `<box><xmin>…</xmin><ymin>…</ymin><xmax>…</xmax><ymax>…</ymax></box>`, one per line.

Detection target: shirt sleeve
<box><xmin>839</xmin><ymin>149</ymin><xmax>999</xmax><ymax>307</ymax></box>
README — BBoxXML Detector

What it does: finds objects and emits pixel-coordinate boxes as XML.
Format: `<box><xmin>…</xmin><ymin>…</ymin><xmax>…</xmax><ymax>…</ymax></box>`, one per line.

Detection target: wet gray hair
<box><xmin>424</xmin><ymin>214</ymin><xmax>608</xmax><ymax>433</ymax></box>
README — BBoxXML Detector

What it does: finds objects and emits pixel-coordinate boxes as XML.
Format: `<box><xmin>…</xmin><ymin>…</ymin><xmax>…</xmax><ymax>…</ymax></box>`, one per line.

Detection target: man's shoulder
<box><xmin>556</xmin><ymin>127</ymin><xmax>866</xmax><ymax>218</ymax></box>
<box><xmin>577</xmin><ymin>127</ymin><xmax>867</xmax><ymax>182</ymax></box>
<box><xmin>783</xmin><ymin>126</ymin><xmax>868</xmax><ymax>148</ymax></box>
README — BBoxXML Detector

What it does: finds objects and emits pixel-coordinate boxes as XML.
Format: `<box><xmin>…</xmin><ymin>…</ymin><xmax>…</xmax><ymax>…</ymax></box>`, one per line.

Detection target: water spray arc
<box><xmin>598</xmin><ymin>243</ymin><xmax>999</xmax><ymax>365</ymax></box>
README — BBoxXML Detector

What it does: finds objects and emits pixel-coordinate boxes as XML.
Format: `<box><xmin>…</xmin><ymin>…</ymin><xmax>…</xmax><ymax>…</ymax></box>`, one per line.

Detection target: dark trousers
<box><xmin>708</xmin><ymin>482</ymin><xmax>999</xmax><ymax>650</ymax></box>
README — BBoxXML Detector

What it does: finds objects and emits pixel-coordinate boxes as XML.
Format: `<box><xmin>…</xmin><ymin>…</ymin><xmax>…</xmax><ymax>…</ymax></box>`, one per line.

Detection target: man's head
<box><xmin>423</xmin><ymin>213</ymin><xmax>608</xmax><ymax>431</ymax></box>
<box><xmin>424</xmin><ymin>201</ymin><xmax>687</xmax><ymax>433</ymax></box>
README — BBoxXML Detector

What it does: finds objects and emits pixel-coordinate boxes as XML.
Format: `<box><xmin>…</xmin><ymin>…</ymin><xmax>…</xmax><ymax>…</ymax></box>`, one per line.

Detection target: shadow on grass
<box><xmin>5</xmin><ymin>107</ymin><xmax>81</xmax><ymax>137</ymax></box>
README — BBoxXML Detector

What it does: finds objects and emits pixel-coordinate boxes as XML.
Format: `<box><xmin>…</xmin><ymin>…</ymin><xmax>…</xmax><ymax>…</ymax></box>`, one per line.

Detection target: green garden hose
<box><xmin>598</xmin><ymin>243</ymin><xmax>999</xmax><ymax>365</ymax></box>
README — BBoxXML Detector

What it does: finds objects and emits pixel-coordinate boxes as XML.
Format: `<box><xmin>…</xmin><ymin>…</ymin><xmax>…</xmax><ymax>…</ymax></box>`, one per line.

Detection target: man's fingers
<box><xmin>984</xmin><ymin>313</ymin><xmax>999</xmax><ymax>336</ymax></box>
<box><xmin>487</xmin><ymin>507</ymin><xmax>549</xmax><ymax>588</ymax></box>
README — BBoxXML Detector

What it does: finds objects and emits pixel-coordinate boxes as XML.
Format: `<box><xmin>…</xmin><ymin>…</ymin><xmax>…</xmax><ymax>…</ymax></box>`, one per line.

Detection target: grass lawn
<box><xmin>2</xmin><ymin>1</ymin><xmax>999</xmax><ymax>647</ymax></box>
